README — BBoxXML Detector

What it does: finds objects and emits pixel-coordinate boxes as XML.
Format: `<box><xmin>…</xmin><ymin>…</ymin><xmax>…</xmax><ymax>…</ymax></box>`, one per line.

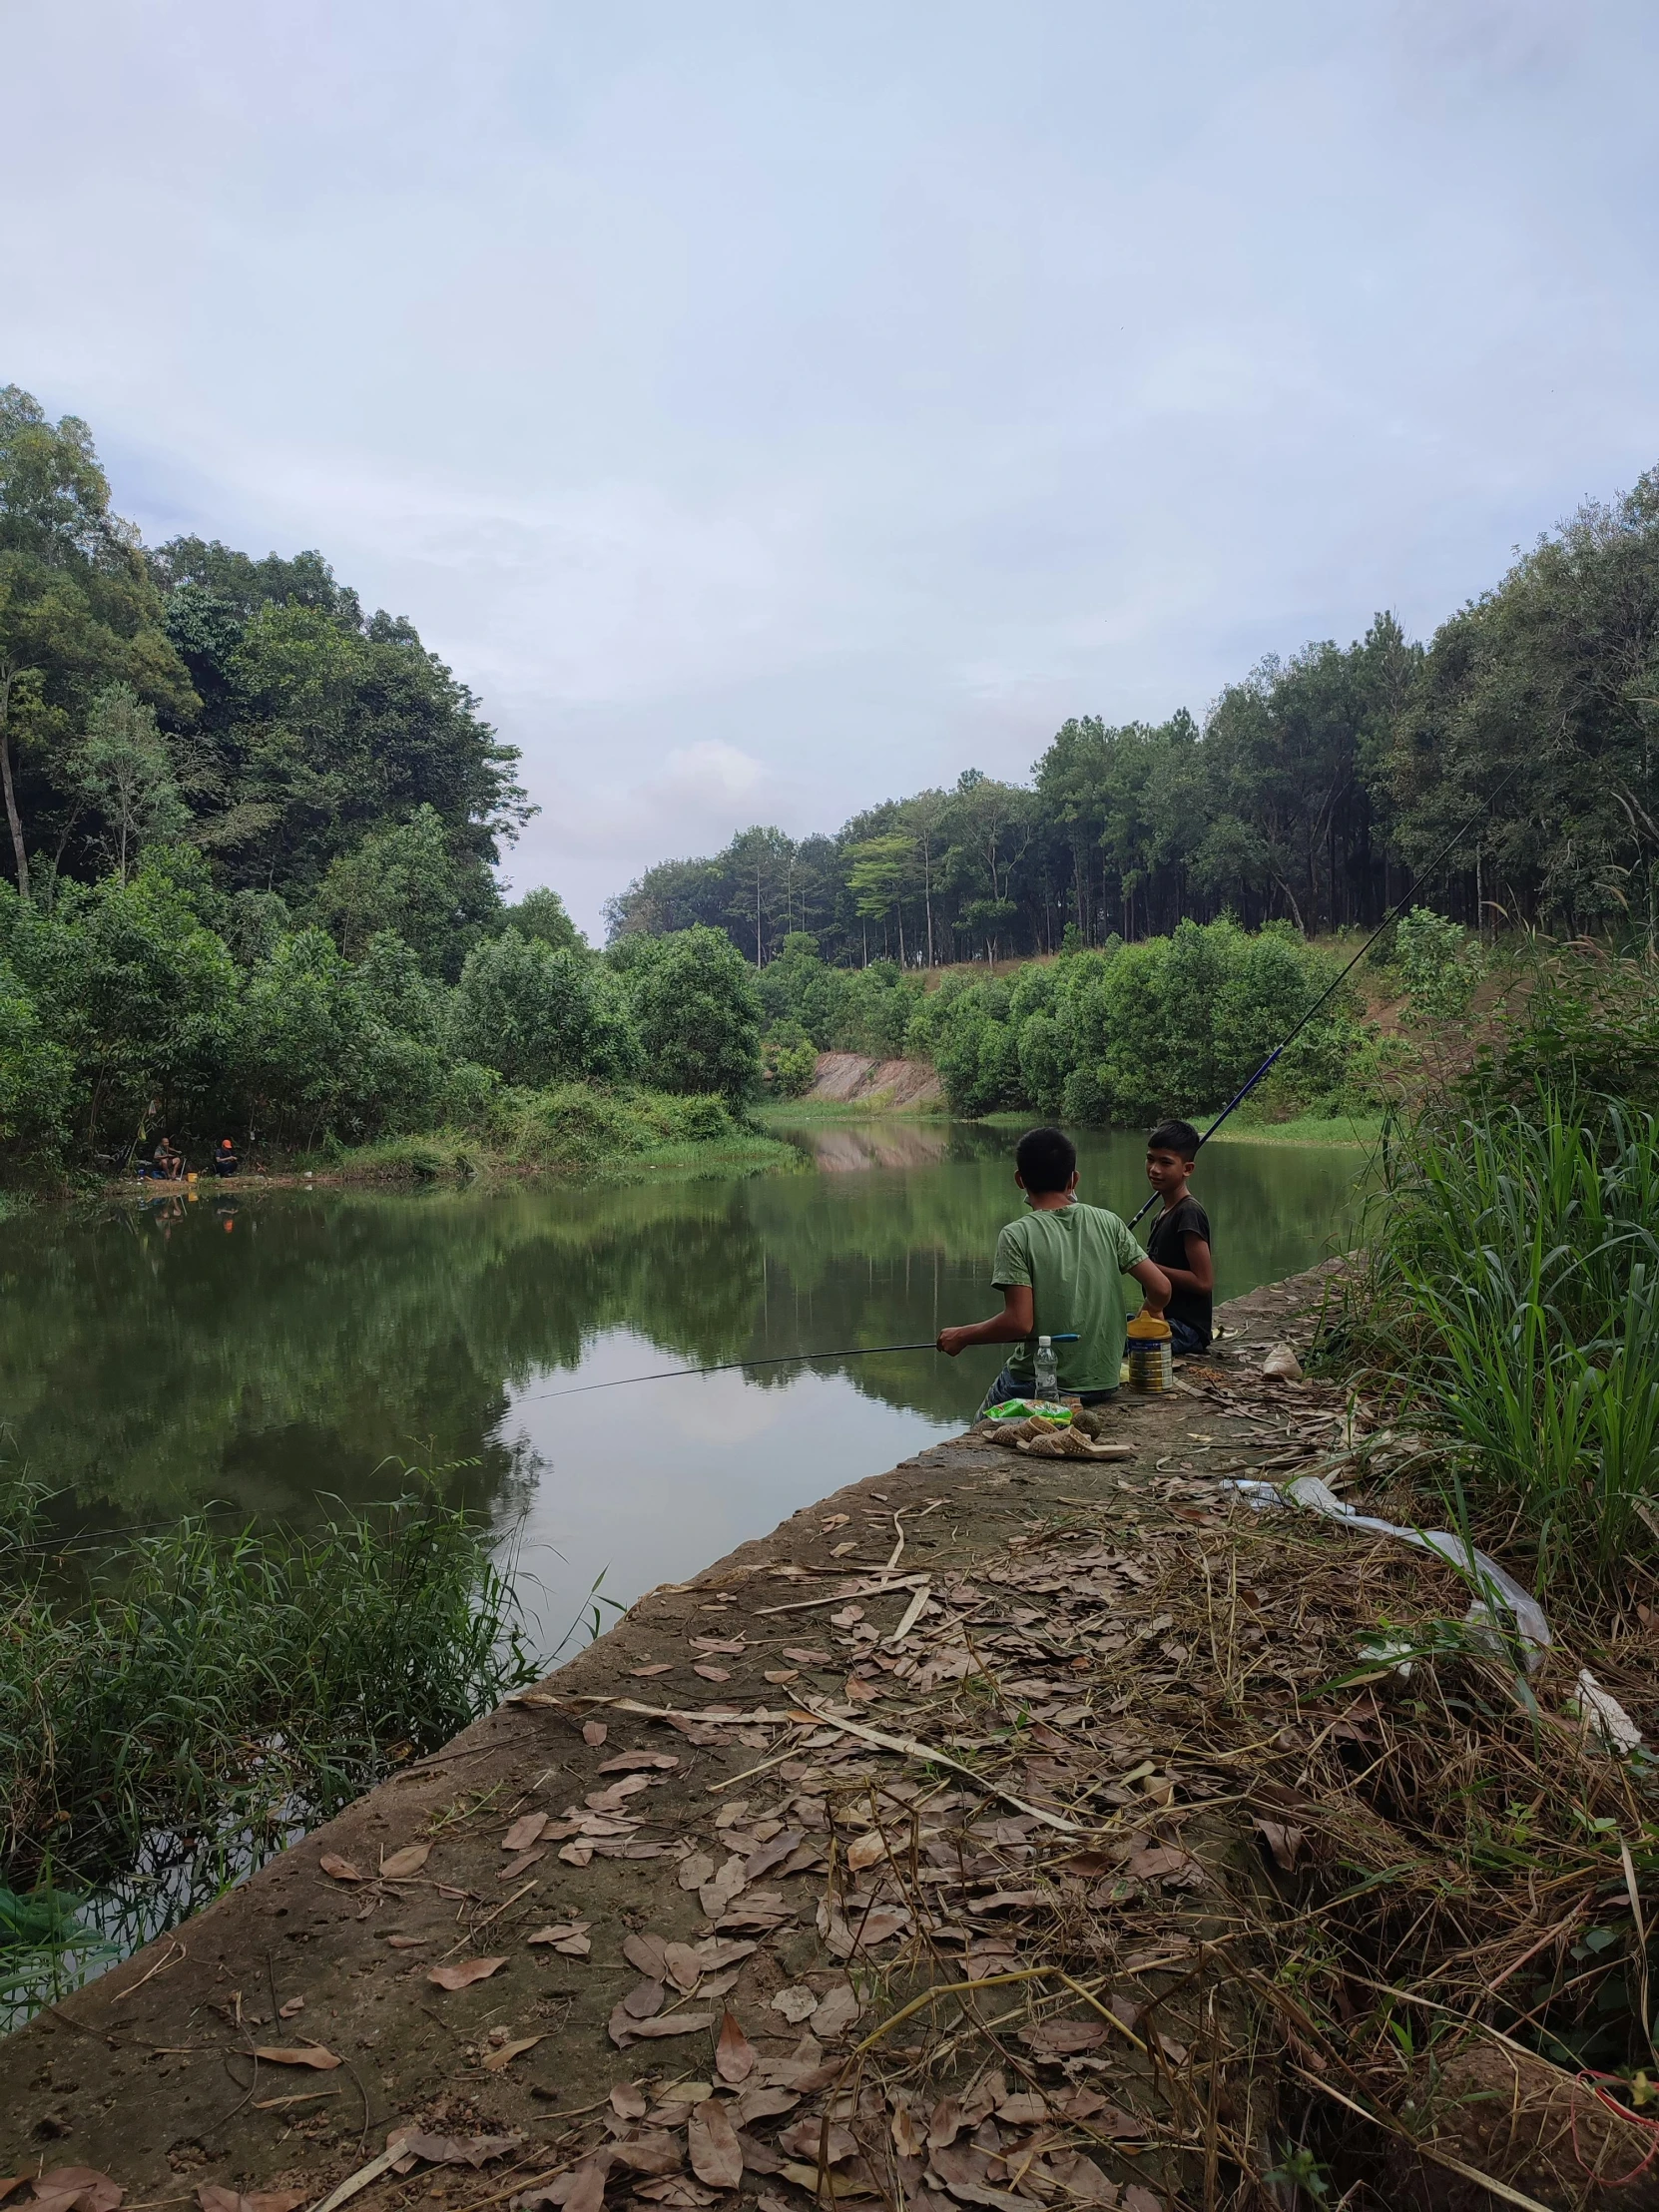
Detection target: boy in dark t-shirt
<box><xmin>1143</xmin><ymin>1119</ymin><xmax>1214</xmax><ymax>1357</ymax></box>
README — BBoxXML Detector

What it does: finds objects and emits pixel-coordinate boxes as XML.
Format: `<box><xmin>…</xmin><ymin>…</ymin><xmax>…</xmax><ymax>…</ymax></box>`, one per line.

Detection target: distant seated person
<box><xmin>211</xmin><ymin>1137</ymin><xmax>241</xmax><ymax>1178</ymax></box>
<box><xmin>1143</xmin><ymin>1118</ymin><xmax>1214</xmax><ymax>1358</ymax></box>
<box><xmin>935</xmin><ymin>1124</ymin><xmax>1171</xmax><ymax>1408</ymax></box>
<box><xmin>151</xmin><ymin>1135</ymin><xmax>184</xmax><ymax>1181</ymax></box>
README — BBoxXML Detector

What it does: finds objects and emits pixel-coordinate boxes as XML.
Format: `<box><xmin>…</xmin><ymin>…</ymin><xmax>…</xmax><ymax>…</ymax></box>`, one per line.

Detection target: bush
<box><xmin>1393</xmin><ymin>905</ymin><xmax>1484</xmax><ymax>1022</ymax></box>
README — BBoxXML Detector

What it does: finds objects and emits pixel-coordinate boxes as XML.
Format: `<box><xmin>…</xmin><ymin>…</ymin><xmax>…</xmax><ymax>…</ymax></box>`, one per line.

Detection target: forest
<box><xmin>0</xmin><ymin>387</ymin><xmax>765</xmax><ymax>1182</ymax></box>
<box><xmin>609</xmin><ymin>466</ymin><xmax>1659</xmax><ymax>964</ymax></box>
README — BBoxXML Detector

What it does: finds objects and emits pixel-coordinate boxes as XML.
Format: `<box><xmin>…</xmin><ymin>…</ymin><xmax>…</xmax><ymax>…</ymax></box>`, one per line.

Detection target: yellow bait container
<box><xmin>1125</xmin><ymin>1310</ymin><xmax>1174</xmax><ymax>1393</ymax></box>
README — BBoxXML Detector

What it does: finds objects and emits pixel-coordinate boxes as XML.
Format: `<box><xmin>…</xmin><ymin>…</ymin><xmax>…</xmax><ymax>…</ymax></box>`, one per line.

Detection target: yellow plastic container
<box><xmin>1125</xmin><ymin>1309</ymin><xmax>1174</xmax><ymax>1394</ymax></box>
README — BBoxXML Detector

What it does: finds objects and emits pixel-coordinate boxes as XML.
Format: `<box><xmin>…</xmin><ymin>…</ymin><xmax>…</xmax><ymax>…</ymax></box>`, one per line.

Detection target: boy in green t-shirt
<box><xmin>936</xmin><ymin>1126</ymin><xmax>1171</xmax><ymax>1406</ymax></box>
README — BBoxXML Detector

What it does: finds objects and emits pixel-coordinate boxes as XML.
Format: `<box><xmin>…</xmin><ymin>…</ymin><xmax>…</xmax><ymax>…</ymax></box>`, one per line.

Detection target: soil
<box><xmin>800</xmin><ymin>1057</ymin><xmax>944</xmax><ymax>1110</ymax></box>
<box><xmin>12</xmin><ymin>1258</ymin><xmax>1634</xmax><ymax>2212</ymax></box>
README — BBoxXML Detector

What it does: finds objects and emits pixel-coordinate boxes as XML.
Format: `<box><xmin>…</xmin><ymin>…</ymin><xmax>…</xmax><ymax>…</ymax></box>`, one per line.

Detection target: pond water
<box><xmin>0</xmin><ymin>1120</ymin><xmax>1366</xmax><ymax>1658</ymax></box>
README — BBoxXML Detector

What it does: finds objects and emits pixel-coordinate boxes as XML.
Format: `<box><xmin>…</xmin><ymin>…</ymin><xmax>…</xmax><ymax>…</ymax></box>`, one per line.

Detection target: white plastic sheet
<box><xmin>1227</xmin><ymin>1472</ymin><xmax>1645</xmax><ymax>1753</ymax></box>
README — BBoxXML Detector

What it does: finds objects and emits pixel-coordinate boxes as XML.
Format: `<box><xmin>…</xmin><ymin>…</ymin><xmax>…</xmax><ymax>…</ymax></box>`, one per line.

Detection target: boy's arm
<box><xmin>1157</xmin><ymin>1233</ymin><xmax>1214</xmax><ymax>1298</ymax></box>
<box><xmin>937</xmin><ymin>1285</ymin><xmax>1035</xmax><ymax>1359</ymax></box>
<box><xmin>1128</xmin><ymin>1255</ymin><xmax>1171</xmax><ymax>1311</ymax></box>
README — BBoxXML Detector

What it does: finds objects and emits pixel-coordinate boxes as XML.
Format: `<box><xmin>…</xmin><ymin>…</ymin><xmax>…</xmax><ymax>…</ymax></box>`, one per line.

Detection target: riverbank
<box><xmin>8</xmin><ymin>1262</ymin><xmax>1649</xmax><ymax>2211</ymax></box>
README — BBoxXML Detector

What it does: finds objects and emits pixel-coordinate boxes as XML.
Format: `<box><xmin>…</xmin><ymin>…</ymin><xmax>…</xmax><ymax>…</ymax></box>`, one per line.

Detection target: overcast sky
<box><xmin>6</xmin><ymin>2</ymin><xmax>1658</xmax><ymax>935</ymax></box>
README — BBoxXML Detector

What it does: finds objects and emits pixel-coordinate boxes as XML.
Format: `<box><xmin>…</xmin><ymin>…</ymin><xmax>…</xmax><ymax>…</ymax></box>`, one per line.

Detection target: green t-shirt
<box><xmin>991</xmin><ymin>1201</ymin><xmax>1145</xmax><ymax>1393</ymax></box>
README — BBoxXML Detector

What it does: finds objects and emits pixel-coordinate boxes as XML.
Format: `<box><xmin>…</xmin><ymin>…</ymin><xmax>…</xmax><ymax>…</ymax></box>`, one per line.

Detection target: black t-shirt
<box><xmin>1145</xmin><ymin>1194</ymin><xmax>1213</xmax><ymax>1341</ymax></box>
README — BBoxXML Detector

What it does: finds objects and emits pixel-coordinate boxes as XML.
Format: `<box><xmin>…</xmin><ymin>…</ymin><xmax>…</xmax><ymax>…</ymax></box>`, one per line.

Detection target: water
<box><xmin>0</xmin><ymin>1121</ymin><xmax>1365</xmax><ymax>1656</ymax></box>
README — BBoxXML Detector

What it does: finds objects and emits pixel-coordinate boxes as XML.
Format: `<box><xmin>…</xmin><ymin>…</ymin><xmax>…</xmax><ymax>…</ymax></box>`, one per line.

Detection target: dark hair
<box><xmin>1148</xmin><ymin>1119</ymin><xmax>1200</xmax><ymax>1160</ymax></box>
<box><xmin>1015</xmin><ymin>1126</ymin><xmax>1077</xmax><ymax>1194</ymax></box>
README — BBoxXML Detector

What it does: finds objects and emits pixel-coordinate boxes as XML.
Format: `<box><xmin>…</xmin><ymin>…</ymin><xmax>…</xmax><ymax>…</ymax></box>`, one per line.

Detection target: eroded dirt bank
<box><xmin>7</xmin><ymin>1264</ymin><xmax>1656</xmax><ymax>2212</ymax></box>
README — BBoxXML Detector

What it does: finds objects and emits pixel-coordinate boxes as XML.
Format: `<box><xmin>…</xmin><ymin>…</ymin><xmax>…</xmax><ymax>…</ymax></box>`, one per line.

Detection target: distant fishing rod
<box><xmin>515</xmin><ymin>1336</ymin><xmax>1081</xmax><ymax>1405</ymax></box>
<box><xmin>1126</xmin><ymin>763</ymin><xmax>1522</xmax><ymax>1228</ymax></box>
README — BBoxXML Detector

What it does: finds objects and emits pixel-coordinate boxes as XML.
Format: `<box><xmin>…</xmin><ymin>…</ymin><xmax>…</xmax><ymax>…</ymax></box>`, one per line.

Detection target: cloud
<box><xmin>4</xmin><ymin>0</ymin><xmax>1657</xmax><ymax>936</ymax></box>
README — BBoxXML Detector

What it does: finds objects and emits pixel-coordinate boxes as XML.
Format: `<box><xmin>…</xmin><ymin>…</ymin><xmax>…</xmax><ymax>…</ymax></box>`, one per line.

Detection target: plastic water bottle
<box><xmin>1033</xmin><ymin>1335</ymin><xmax>1059</xmax><ymax>1401</ymax></box>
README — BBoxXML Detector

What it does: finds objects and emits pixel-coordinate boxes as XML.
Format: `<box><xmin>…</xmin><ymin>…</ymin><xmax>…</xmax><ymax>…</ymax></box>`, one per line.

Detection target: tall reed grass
<box><xmin>1356</xmin><ymin>1094</ymin><xmax>1659</xmax><ymax>1586</ymax></box>
<box><xmin>0</xmin><ymin>1477</ymin><xmax>540</xmax><ymax>1900</ymax></box>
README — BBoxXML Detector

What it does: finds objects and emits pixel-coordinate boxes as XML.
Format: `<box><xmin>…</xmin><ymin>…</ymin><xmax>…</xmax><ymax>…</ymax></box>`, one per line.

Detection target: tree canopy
<box><xmin>609</xmin><ymin>468</ymin><xmax>1659</xmax><ymax>961</ymax></box>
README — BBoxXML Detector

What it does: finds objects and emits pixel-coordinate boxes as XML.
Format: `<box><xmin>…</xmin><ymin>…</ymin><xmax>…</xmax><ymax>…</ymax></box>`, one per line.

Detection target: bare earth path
<box><xmin>17</xmin><ymin>1262</ymin><xmax>1637</xmax><ymax>2212</ymax></box>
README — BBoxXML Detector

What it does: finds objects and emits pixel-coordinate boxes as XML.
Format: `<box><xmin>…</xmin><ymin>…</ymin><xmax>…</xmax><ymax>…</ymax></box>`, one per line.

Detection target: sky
<box><xmin>5</xmin><ymin>2</ymin><xmax>1659</xmax><ymax>937</ymax></box>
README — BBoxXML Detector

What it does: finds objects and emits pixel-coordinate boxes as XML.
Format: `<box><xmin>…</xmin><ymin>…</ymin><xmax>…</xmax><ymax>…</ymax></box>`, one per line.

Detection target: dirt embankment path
<box><xmin>802</xmin><ymin>1057</ymin><xmax>943</xmax><ymax>1110</ymax></box>
<box><xmin>9</xmin><ymin>1261</ymin><xmax>1652</xmax><ymax>2212</ymax></box>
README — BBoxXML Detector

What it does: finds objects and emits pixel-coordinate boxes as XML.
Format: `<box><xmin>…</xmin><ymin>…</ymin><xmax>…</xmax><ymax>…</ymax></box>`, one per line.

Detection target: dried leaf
<box><xmin>632</xmin><ymin>1663</ymin><xmax>673</xmax><ymax>1677</ymax></box>
<box><xmin>611</xmin><ymin>2004</ymin><xmax>716</xmax><ymax>2045</ymax></box>
<box><xmin>396</xmin><ymin>2134</ymin><xmax>516</xmax><ymax>2169</ymax></box>
<box><xmin>744</xmin><ymin>1828</ymin><xmax>806</xmax><ymax>1881</ymax></box>
<box><xmin>34</xmin><ymin>2176</ymin><xmax>123</xmax><ymax>2212</ymax></box>
<box><xmin>688</xmin><ymin>2099</ymin><xmax>744</xmax><ymax>2190</ymax></box>
<box><xmin>634</xmin><ymin>2183</ymin><xmax>718</xmax><ymax>2208</ymax></box>
<box><xmin>503</xmin><ymin>1811</ymin><xmax>551</xmax><ymax>1854</ymax></box>
<box><xmin>623</xmin><ymin>1976</ymin><xmax>667</xmax><ymax>2019</ymax></box>
<box><xmin>482</xmin><ymin>2033</ymin><xmax>543</xmax><ymax>2072</ymax></box>
<box><xmin>891</xmin><ymin>2104</ymin><xmax>926</xmax><ymax>2159</ymax></box>
<box><xmin>1022</xmin><ymin>2019</ymin><xmax>1107</xmax><ymax>2057</ymax></box>
<box><xmin>1252</xmin><ymin>1818</ymin><xmax>1306</xmax><ymax>1873</ymax></box>
<box><xmin>927</xmin><ymin>2098</ymin><xmax>964</xmax><ymax>2151</ymax></box>
<box><xmin>611</xmin><ymin>2133</ymin><xmax>685</xmax><ymax>2178</ymax></box>
<box><xmin>583</xmin><ymin>1720</ymin><xmax>609</xmax><ymax>1747</ymax></box>
<box><xmin>252</xmin><ymin>2044</ymin><xmax>341</xmax><ymax>2069</ymax></box>
<box><xmin>735</xmin><ymin>2084</ymin><xmax>799</xmax><ymax>2124</ymax></box>
<box><xmin>699</xmin><ymin>1858</ymin><xmax>748</xmax><ymax>1918</ymax></box>
<box><xmin>565</xmin><ymin>2161</ymin><xmax>609</xmax><ymax>2212</ymax></box>
<box><xmin>715</xmin><ymin>2009</ymin><xmax>757</xmax><ymax>2083</ymax></box>
<box><xmin>427</xmin><ymin>1956</ymin><xmax>508</xmax><ymax>1990</ymax></box>
<box><xmin>624</xmin><ymin>1932</ymin><xmax>671</xmax><ymax>1978</ymax></box>
<box><xmin>843</xmin><ymin>1677</ymin><xmax>877</xmax><ymax>1703</ymax></box>
<box><xmin>599</xmin><ymin>1751</ymin><xmax>679</xmax><ymax>1773</ymax></box>
<box><xmin>769</xmin><ymin>1985</ymin><xmax>818</xmax><ymax>2023</ymax></box>
<box><xmin>528</xmin><ymin>1922</ymin><xmax>591</xmax><ymax>1955</ymax></box>
<box><xmin>1123</xmin><ymin>1842</ymin><xmax>1203</xmax><ymax>1889</ymax></box>
<box><xmin>318</xmin><ymin>1852</ymin><xmax>362</xmax><ymax>1883</ymax></box>
<box><xmin>764</xmin><ymin>1671</ymin><xmax>799</xmax><ymax>1685</ymax></box>
<box><xmin>378</xmin><ymin>1842</ymin><xmax>431</xmax><ymax>1880</ymax></box>
<box><xmin>779</xmin><ymin>2120</ymin><xmax>855</xmax><ymax>2165</ymax></box>
<box><xmin>386</xmin><ymin>1935</ymin><xmax>427</xmax><ymax>1949</ymax></box>
<box><xmin>693</xmin><ymin>1665</ymin><xmax>731</xmax><ymax>1684</ymax></box>
<box><xmin>691</xmin><ymin>1638</ymin><xmax>747</xmax><ymax>1655</ymax></box>
<box><xmin>782</xmin><ymin>1648</ymin><xmax>830</xmax><ymax>1665</ymax></box>
<box><xmin>611</xmin><ymin>2081</ymin><xmax>650</xmax><ymax>2119</ymax></box>
<box><xmin>821</xmin><ymin>1515</ymin><xmax>850</xmax><ymax>1531</ymax></box>
<box><xmin>812</xmin><ymin>1983</ymin><xmax>860</xmax><ymax>2039</ymax></box>
<box><xmin>844</xmin><ymin>1831</ymin><xmax>887</xmax><ymax>1873</ymax></box>
<box><xmin>679</xmin><ymin>1853</ymin><xmax>717</xmax><ymax>1892</ymax></box>
<box><xmin>277</xmin><ymin>1995</ymin><xmax>304</xmax><ymax>2018</ymax></box>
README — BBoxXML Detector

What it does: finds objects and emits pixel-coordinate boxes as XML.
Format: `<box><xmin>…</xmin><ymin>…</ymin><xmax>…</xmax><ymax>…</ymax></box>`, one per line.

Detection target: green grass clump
<box><xmin>0</xmin><ymin>1474</ymin><xmax>539</xmax><ymax>1903</ymax></box>
<box><xmin>1350</xmin><ymin>1093</ymin><xmax>1659</xmax><ymax>1588</ymax></box>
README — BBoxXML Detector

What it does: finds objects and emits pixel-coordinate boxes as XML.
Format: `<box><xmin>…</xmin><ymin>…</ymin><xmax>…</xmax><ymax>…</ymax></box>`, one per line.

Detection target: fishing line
<box><xmin>1123</xmin><ymin>762</ymin><xmax>1524</xmax><ymax>1228</ymax></box>
<box><xmin>513</xmin><ymin>1335</ymin><xmax>1081</xmax><ymax>1405</ymax></box>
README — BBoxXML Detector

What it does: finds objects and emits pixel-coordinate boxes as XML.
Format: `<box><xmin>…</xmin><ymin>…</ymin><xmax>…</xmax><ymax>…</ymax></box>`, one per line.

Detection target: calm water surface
<box><xmin>0</xmin><ymin>1122</ymin><xmax>1366</xmax><ymax>1656</ymax></box>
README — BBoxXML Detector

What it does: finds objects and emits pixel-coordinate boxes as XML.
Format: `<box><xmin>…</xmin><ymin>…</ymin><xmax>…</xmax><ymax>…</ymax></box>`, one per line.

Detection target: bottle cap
<box><xmin>1037</xmin><ymin>1335</ymin><xmax>1051</xmax><ymax>1348</ymax></box>
<box><xmin>1126</xmin><ymin>1311</ymin><xmax>1172</xmax><ymax>1340</ymax></box>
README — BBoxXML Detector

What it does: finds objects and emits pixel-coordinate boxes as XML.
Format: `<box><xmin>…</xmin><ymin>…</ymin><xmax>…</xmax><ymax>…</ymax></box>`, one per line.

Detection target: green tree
<box><xmin>502</xmin><ymin>885</ymin><xmax>583</xmax><ymax>952</ymax></box>
<box><xmin>312</xmin><ymin>804</ymin><xmax>460</xmax><ymax>971</ymax></box>
<box><xmin>452</xmin><ymin>930</ymin><xmax>641</xmax><ymax>1087</ymax></box>
<box><xmin>0</xmin><ymin>387</ymin><xmax>194</xmax><ymax>897</ymax></box>
<box><xmin>76</xmin><ymin>683</ymin><xmax>189</xmax><ymax>881</ymax></box>
<box><xmin>626</xmin><ymin>926</ymin><xmax>763</xmax><ymax>1103</ymax></box>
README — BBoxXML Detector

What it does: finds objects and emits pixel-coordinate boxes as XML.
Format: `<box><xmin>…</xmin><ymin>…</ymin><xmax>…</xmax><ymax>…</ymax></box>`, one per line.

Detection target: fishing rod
<box><xmin>515</xmin><ymin>1335</ymin><xmax>1081</xmax><ymax>1405</ymax></box>
<box><xmin>1125</xmin><ymin>763</ymin><xmax>1522</xmax><ymax>1228</ymax></box>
